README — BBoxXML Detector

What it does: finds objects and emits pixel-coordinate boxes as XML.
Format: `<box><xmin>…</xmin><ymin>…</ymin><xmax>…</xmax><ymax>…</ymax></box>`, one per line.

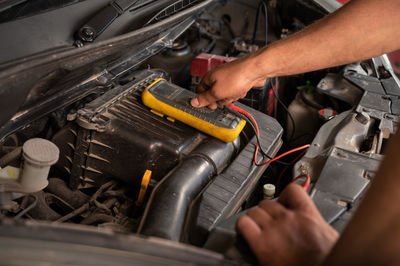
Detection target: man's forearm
<box><xmin>190</xmin><ymin>0</ymin><xmax>400</xmax><ymax>110</ymax></box>
<box><xmin>249</xmin><ymin>0</ymin><xmax>400</xmax><ymax>80</ymax></box>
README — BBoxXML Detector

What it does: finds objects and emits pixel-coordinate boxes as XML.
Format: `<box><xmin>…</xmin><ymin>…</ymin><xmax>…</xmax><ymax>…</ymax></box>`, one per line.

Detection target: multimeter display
<box><xmin>142</xmin><ymin>79</ymin><xmax>246</xmax><ymax>142</ymax></box>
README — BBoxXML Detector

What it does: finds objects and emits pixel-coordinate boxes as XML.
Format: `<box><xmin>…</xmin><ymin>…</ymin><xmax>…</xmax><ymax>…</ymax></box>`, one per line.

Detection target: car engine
<box><xmin>0</xmin><ymin>0</ymin><xmax>398</xmax><ymax>264</ymax></box>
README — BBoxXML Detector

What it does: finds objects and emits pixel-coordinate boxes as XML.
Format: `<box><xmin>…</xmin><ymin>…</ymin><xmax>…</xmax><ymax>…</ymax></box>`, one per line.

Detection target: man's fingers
<box><xmin>190</xmin><ymin>97</ymin><xmax>200</xmax><ymax>107</ymax></box>
<box><xmin>197</xmin><ymin>73</ymin><xmax>213</xmax><ymax>93</ymax></box>
<box><xmin>208</xmin><ymin>103</ymin><xmax>218</xmax><ymax>110</ymax></box>
<box><xmin>217</xmin><ymin>98</ymin><xmax>235</xmax><ymax>106</ymax></box>
<box><xmin>278</xmin><ymin>184</ymin><xmax>318</xmax><ymax>214</ymax></box>
<box><xmin>258</xmin><ymin>199</ymin><xmax>288</xmax><ymax>220</ymax></box>
<box><xmin>237</xmin><ymin>215</ymin><xmax>261</xmax><ymax>236</ymax></box>
<box><xmin>191</xmin><ymin>90</ymin><xmax>218</xmax><ymax>108</ymax></box>
<box><xmin>246</xmin><ymin>206</ymin><xmax>273</xmax><ymax>229</ymax></box>
<box><xmin>190</xmin><ymin>73</ymin><xmax>216</xmax><ymax>107</ymax></box>
<box><xmin>236</xmin><ymin>215</ymin><xmax>262</xmax><ymax>252</ymax></box>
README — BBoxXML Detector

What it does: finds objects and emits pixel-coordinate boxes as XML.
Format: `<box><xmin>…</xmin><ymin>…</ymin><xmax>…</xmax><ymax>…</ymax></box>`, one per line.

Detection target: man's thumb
<box><xmin>190</xmin><ymin>96</ymin><xmax>200</xmax><ymax>107</ymax></box>
<box><xmin>190</xmin><ymin>91</ymin><xmax>216</xmax><ymax>108</ymax></box>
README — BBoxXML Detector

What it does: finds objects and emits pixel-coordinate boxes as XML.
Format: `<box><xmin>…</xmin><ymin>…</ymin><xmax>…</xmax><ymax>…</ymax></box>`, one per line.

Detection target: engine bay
<box><xmin>0</xmin><ymin>0</ymin><xmax>399</xmax><ymax>264</ymax></box>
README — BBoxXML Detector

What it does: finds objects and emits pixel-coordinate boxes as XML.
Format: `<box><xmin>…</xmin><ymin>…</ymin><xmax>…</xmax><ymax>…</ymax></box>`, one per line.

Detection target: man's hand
<box><xmin>190</xmin><ymin>55</ymin><xmax>266</xmax><ymax>109</ymax></box>
<box><xmin>236</xmin><ymin>184</ymin><xmax>338</xmax><ymax>266</ymax></box>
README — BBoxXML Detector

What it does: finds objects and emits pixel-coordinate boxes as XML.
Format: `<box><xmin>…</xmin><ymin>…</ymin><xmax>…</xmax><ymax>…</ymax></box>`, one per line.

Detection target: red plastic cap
<box><xmin>190</xmin><ymin>53</ymin><xmax>236</xmax><ymax>77</ymax></box>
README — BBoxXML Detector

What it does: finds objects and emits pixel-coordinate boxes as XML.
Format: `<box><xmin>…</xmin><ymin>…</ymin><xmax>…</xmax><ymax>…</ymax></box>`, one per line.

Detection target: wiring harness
<box><xmin>227</xmin><ymin>103</ymin><xmax>311</xmax><ymax>191</ymax></box>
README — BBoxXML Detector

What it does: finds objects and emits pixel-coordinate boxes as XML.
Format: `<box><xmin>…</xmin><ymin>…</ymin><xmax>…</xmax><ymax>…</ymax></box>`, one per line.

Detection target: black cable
<box><xmin>0</xmin><ymin>146</ymin><xmax>21</xmax><ymax>168</ymax></box>
<box><xmin>233</xmin><ymin>110</ymin><xmax>269</xmax><ymax>157</ymax></box>
<box><xmin>227</xmin><ymin>106</ymin><xmax>291</xmax><ymax>166</ymax></box>
<box><xmin>222</xmin><ymin>16</ymin><xmax>236</xmax><ymax>39</ymax></box>
<box><xmin>252</xmin><ymin>2</ymin><xmax>262</xmax><ymax>44</ymax></box>
<box><xmin>300</xmin><ymin>89</ymin><xmax>324</xmax><ymax>110</ymax></box>
<box><xmin>272</xmin><ymin>77</ymin><xmax>296</xmax><ymax>142</ymax></box>
<box><xmin>15</xmin><ymin>194</ymin><xmax>38</xmax><ymax>219</ymax></box>
<box><xmin>252</xmin><ymin>1</ymin><xmax>269</xmax><ymax>45</ymax></box>
<box><xmin>261</xmin><ymin>0</ymin><xmax>268</xmax><ymax>46</ymax></box>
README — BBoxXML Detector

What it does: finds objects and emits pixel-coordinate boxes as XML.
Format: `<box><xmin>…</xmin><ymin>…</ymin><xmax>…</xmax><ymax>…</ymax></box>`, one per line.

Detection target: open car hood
<box><xmin>0</xmin><ymin>0</ymin><xmax>219</xmax><ymax>141</ymax></box>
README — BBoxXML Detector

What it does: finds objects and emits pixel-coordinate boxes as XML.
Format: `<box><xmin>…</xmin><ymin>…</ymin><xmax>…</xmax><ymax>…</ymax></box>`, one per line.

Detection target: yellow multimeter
<box><xmin>142</xmin><ymin>78</ymin><xmax>246</xmax><ymax>142</ymax></box>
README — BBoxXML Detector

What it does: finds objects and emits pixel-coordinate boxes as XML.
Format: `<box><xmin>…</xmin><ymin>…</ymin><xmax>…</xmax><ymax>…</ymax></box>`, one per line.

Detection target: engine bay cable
<box><xmin>276</xmin><ymin>149</ymin><xmax>308</xmax><ymax>190</ymax></box>
<box><xmin>255</xmin><ymin>144</ymin><xmax>310</xmax><ymax>167</ymax></box>
<box><xmin>290</xmin><ymin>174</ymin><xmax>311</xmax><ymax>191</ymax></box>
<box><xmin>227</xmin><ymin>103</ymin><xmax>310</xmax><ymax>167</ymax></box>
<box><xmin>252</xmin><ymin>0</ymin><xmax>269</xmax><ymax>45</ymax></box>
<box><xmin>272</xmin><ymin>78</ymin><xmax>296</xmax><ymax>142</ymax></box>
<box><xmin>227</xmin><ymin>105</ymin><xmax>291</xmax><ymax>165</ymax></box>
<box><xmin>15</xmin><ymin>194</ymin><xmax>38</xmax><ymax>219</ymax></box>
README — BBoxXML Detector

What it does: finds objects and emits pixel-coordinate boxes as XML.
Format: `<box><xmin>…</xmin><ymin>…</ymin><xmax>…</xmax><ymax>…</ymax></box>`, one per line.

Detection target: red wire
<box><xmin>255</xmin><ymin>144</ymin><xmax>310</xmax><ymax>167</ymax></box>
<box><xmin>227</xmin><ymin>103</ymin><xmax>310</xmax><ymax>167</ymax></box>
<box><xmin>267</xmin><ymin>87</ymin><xmax>275</xmax><ymax>116</ymax></box>
<box><xmin>276</xmin><ymin>149</ymin><xmax>308</xmax><ymax>190</ymax></box>
<box><xmin>228</xmin><ymin>104</ymin><xmax>260</xmax><ymax>136</ymax></box>
<box><xmin>290</xmin><ymin>174</ymin><xmax>311</xmax><ymax>190</ymax></box>
<box><xmin>227</xmin><ymin>103</ymin><xmax>262</xmax><ymax>165</ymax></box>
<box><xmin>228</xmin><ymin>103</ymin><xmax>311</xmax><ymax>193</ymax></box>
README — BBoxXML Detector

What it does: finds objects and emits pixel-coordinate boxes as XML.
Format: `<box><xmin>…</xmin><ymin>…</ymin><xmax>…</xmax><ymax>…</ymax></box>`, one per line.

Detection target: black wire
<box><xmin>252</xmin><ymin>2</ymin><xmax>261</xmax><ymax>44</ymax></box>
<box><xmin>222</xmin><ymin>16</ymin><xmax>236</xmax><ymax>39</ymax></box>
<box><xmin>232</xmin><ymin>110</ymin><xmax>269</xmax><ymax>157</ymax></box>
<box><xmin>227</xmin><ymin>106</ymin><xmax>291</xmax><ymax>166</ymax></box>
<box><xmin>300</xmin><ymin>89</ymin><xmax>324</xmax><ymax>110</ymax></box>
<box><xmin>252</xmin><ymin>0</ymin><xmax>269</xmax><ymax>45</ymax></box>
<box><xmin>272</xmin><ymin>77</ymin><xmax>296</xmax><ymax>142</ymax></box>
<box><xmin>261</xmin><ymin>0</ymin><xmax>268</xmax><ymax>46</ymax></box>
<box><xmin>15</xmin><ymin>194</ymin><xmax>38</xmax><ymax>219</ymax></box>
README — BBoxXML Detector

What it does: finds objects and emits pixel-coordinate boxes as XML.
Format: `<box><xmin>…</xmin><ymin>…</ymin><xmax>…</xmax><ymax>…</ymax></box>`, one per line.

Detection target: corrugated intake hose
<box><xmin>138</xmin><ymin>137</ymin><xmax>239</xmax><ymax>241</ymax></box>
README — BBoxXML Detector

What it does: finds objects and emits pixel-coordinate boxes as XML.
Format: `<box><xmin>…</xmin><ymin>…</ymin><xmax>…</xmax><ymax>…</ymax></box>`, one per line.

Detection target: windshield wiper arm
<box><xmin>75</xmin><ymin>0</ymin><xmax>141</xmax><ymax>44</ymax></box>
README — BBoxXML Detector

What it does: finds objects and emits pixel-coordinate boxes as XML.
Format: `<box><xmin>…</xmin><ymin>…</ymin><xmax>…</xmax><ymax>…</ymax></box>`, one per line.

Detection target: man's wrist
<box><xmin>246</xmin><ymin>46</ymin><xmax>279</xmax><ymax>81</ymax></box>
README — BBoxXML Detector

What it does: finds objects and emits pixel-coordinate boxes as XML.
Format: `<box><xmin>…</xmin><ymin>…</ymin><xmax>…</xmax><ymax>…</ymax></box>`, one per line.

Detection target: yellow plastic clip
<box><xmin>150</xmin><ymin>109</ymin><xmax>164</xmax><ymax>118</ymax></box>
<box><xmin>136</xmin><ymin>170</ymin><xmax>152</xmax><ymax>205</ymax></box>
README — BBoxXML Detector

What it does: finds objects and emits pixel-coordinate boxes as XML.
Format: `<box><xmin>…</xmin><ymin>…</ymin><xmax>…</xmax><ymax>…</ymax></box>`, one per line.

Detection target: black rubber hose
<box><xmin>138</xmin><ymin>137</ymin><xmax>238</xmax><ymax>241</ymax></box>
<box><xmin>46</xmin><ymin>178</ymin><xmax>89</xmax><ymax>209</ymax></box>
<box><xmin>0</xmin><ymin>146</ymin><xmax>21</xmax><ymax>168</ymax></box>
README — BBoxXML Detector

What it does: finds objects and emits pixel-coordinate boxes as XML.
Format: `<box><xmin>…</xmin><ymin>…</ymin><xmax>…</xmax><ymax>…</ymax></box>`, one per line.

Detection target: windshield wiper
<box><xmin>75</xmin><ymin>0</ymin><xmax>143</xmax><ymax>44</ymax></box>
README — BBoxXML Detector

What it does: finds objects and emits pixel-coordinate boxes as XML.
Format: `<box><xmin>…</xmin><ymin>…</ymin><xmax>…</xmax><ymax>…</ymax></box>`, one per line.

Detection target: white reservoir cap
<box><xmin>20</xmin><ymin>138</ymin><xmax>59</xmax><ymax>193</ymax></box>
<box><xmin>22</xmin><ymin>138</ymin><xmax>59</xmax><ymax>167</ymax></box>
<box><xmin>263</xmin><ymin>184</ymin><xmax>276</xmax><ymax>198</ymax></box>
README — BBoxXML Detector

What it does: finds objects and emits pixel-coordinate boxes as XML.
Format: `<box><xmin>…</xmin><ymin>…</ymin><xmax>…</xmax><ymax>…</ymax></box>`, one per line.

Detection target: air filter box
<box><xmin>55</xmin><ymin>70</ymin><xmax>205</xmax><ymax>189</ymax></box>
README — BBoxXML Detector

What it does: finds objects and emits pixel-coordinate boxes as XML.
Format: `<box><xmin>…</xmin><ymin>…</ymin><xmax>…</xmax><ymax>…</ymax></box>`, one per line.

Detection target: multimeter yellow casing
<box><xmin>142</xmin><ymin>78</ymin><xmax>246</xmax><ymax>142</ymax></box>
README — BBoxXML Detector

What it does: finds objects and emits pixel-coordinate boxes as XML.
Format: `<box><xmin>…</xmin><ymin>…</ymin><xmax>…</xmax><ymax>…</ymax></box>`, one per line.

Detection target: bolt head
<box><xmin>83</xmin><ymin>28</ymin><xmax>94</xmax><ymax>37</ymax></box>
<box><xmin>355</xmin><ymin>112</ymin><xmax>369</xmax><ymax>124</ymax></box>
